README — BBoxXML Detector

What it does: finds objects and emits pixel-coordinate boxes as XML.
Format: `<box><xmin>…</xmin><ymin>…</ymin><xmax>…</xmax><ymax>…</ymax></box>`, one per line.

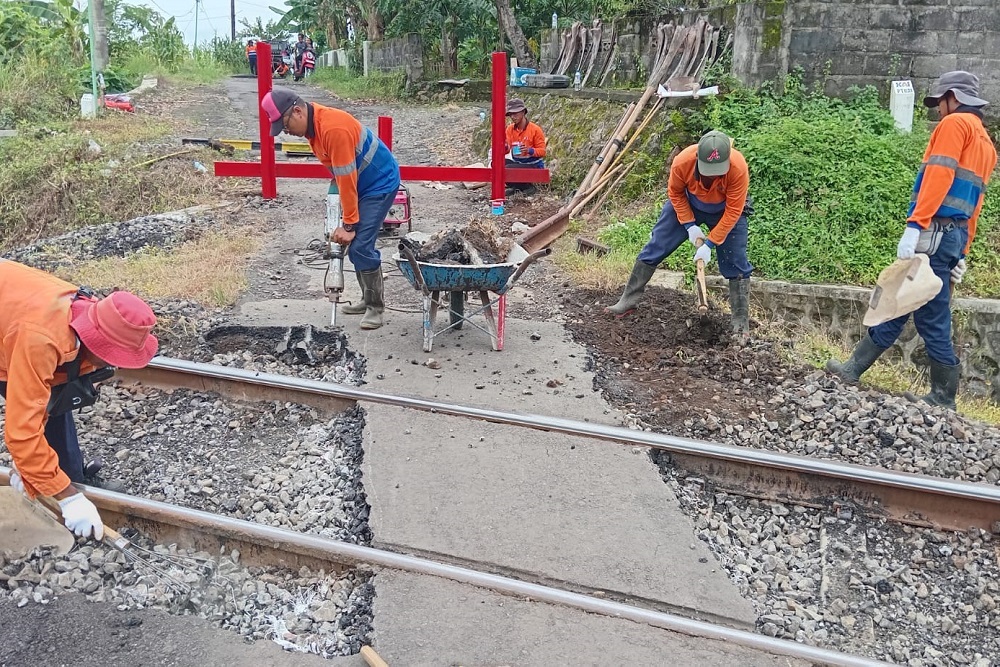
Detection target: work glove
<box><xmin>693</xmin><ymin>243</ymin><xmax>712</xmax><ymax>265</ymax></box>
<box><xmin>58</xmin><ymin>493</ymin><xmax>105</xmax><ymax>541</ymax></box>
<box><xmin>8</xmin><ymin>465</ymin><xmax>26</xmax><ymax>496</ymax></box>
<box><xmin>896</xmin><ymin>226</ymin><xmax>921</xmax><ymax>260</ymax></box>
<box><xmin>686</xmin><ymin>224</ymin><xmax>706</xmax><ymax>245</ymax></box>
<box><xmin>951</xmin><ymin>258</ymin><xmax>967</xmax><ymax>284</ymax></box>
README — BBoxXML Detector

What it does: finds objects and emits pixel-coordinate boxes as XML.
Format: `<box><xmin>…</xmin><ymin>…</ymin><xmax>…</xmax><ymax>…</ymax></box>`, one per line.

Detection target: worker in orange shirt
<box><xmin>828</xmin><ymin>71</ymin><xmax>997</xmax><ymax>409</ymax></box>
<box><xmin>246</xmin><ymin>39</ymin><xmax>257</xmax><ymax>76</ymax></box>
<box><xmin>606</xmin><ymin>130</ymin><xmax>754</xmax><ymax>334</ymax></box>
<box><xmin>504</xmin><ymin>98</ymin><xmax>546</xmax><ymax>196</ymax></box>
<box><xmin>261</xmin><ymin>87</ymin><xmax>400</xmax><ymax>329</ymax></box>
<box><xmin>1</xmin><ymin>260</ymin><xmax>159</xmax><ymax>540</ymax></box>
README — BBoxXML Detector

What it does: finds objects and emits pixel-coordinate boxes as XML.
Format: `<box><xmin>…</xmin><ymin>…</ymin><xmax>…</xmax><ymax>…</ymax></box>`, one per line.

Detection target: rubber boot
<box><xmin>729</xmin><ymin>278</ymin><xmax>750</xmax><ymax>335</ymax></box>
<box><xmin>341</xmin><ymin>272</ymin><xmax>367</xmax><ymax>315</ymax></box>
<box><xmin>922</xmin><ymin>359</ymin><xmax>960</xmax><ymax>410</ymax></box>
<box><xmin>605</xmin><ymin>260</ymin><xmax>657</xmax><ymax>317</ymax></box>
<box><xmin>359</xmin><ymin>268</ymin><xmax>384</xmax><ymax>330</ymax></box>
<box><xmin>83</xmin><ymin>459</ymin><xmax>125</xmax><ymax>492</ymax></box>
<box><xmin>826</xmin><ymin>333</ymin><xmax>885</xmax><ymax>384</ymax></box>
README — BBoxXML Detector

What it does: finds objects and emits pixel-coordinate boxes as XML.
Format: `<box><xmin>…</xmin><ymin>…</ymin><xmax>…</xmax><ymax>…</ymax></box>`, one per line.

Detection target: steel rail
<box><xmin>121</xmin><ymin>357</ymin><xmax>1000</xmax><ymax>532</ymax></box>
<box><xmin>0</xmin><ymin>468</ymin><xmax>890</xmax><ymax>667</ymax></box>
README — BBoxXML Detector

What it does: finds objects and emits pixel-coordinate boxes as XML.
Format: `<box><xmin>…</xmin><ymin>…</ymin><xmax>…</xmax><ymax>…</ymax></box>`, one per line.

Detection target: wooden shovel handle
<box><xmin>35</xmin><ymin>492</ymin><xmax>123</xmax><ymax>543</ymax></box>
<box><xmin>695</xmin><ymin>259</ymin><xmax>709</xmax><ymax>313</ymax></box>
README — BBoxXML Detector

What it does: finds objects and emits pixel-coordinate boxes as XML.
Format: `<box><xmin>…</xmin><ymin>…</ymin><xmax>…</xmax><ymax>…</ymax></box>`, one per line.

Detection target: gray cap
<box><xmin>506</xmin><ymin>98</ymin><xmax>527</xmax><ymax>114</ymax></box>
<box><xmin>923</xmin><ymin>71</ymin><xmax>988</xmax><ymax>108</ymax></box>
<box><xmin>697</xmin><ymin>130</ymin><xmax>732</xmax><ymax>177</ymax></box>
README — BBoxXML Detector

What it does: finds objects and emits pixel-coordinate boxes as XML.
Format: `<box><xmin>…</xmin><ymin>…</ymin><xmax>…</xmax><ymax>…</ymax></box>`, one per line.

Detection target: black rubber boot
<box><xmin>359</xmin><ymin>269</ymin><xmax>384</xmax><ymax>330</ymax></box>
<box><xmin>605</xmin><ymin>261</ymin><xmax>657</xmax><ymax>317</ymax></box>
<box><xmin>826</xmin><ymin>333</ymin><xmax>886</xmax><ymax>384</ymax></box>
<box><xmin>729</xmin><ymin>278</ymin><xmax>750</xmax><ymax>334</ymax></box>
<box><xmin>341</xmin><ymin>272</ymin><xmax>367</xmax><ymax>315</ymax></box>
<box><xmin>83</xmin><ymin>459</ymin><xmax>125</xmax><ymax>492</ymax></box>
<box><xmin>922</xmin><ymin>359</ymin><xmax>960</xmax><ymax>410</ymax></box>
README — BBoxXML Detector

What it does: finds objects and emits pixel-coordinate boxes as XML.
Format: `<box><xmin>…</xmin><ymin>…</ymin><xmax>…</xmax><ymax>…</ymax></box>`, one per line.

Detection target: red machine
<box><xmin>381</xmin><ymin>185</ymin><xmax>412</xmax><ymax>235</ymax></box>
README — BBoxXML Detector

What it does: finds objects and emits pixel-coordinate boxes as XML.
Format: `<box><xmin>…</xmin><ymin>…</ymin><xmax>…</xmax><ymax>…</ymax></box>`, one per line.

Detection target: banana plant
<box><xmin>15</xmin><ymin>0</ymin><xmax>87</xmax><ymax>61</ymax></box>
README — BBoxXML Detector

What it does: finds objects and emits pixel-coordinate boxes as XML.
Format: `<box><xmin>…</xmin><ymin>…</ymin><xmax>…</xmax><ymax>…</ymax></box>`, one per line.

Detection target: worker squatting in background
<box><xmin>261</xmin><ymin>87</ymin><xmax>401</xmax><ymax>330</ymax></box>
<box><xmin>1</xmin><ymin>260</ymin><xmax>159</xmax><ymax>540</ymax></box>
<box><xmin>605</xmin><ymin>130</ymin><xmax>753</xmax><ymax>335</ymax></box>
<box><xmin>504</xmin><ymin>98</ymin><xmax>547</xmax><ymax>197</ymax></box>
<box><xmin>828</xmin><ymin>71</ymin><xmax>997</xmax><ymax>410</ymax></box>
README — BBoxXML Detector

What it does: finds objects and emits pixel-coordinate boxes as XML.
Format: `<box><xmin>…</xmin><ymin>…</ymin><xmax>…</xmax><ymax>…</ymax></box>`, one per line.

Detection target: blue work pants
<box><xmin>869</xmin><ymin>225</ymin><xmax>967</xmax><ymax>365</ymax></box>
<box><xmin>330</xmin><ymin>183</ymin><xmax>397</xmax><ymax>273</ymax></box>
<box><xmin>637</xmin><ymin>194</ymin><xmax>754</xmax><ymax>279</ymax></box>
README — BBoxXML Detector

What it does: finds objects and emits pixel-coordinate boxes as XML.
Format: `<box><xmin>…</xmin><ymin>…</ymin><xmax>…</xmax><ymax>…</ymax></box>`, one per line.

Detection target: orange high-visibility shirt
<box><xmin>0</xmin><ymin>260</ymin><xmax>96</xmax><ymax>498</ymax></box>
<box><xmin>505</xmin><ymin>121</ymin><xmax>546</xmax><ymax>158</ymax></box>
<box><xmin>667</xmin><ymin>144</ymin><xmax>750</xmax><ymax>247</ymax></box>
<box><xmin>907</xmin><ymin>111</ymin><xmax>997</xmax><ymax>256</ymax></box>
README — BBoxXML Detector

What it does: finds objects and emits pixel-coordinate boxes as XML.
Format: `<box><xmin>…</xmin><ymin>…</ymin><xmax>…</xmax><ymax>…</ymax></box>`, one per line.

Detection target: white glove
<box><xmin>694</xmin><ymin>243</ymin><xmax>712</xmax><ymax>265</ymax></box>
<box><xmin>686</xmin><ymin>225</ymin><xmax>705</xmax><ymax>245</ymax></box>
<box><xmin>897</xmin><ymin>226</ymin><xmax>921</xmax><ymax>259</ymax></box>
<box><xmin>951</xmin><ymin>258</ymin><xmax>967</xmax><ymax>284</ymax></box>
<box><xmin>58</xmin><ymin>493</ymin><xmax>105</xmax><ymax>540</ymax></box>
<box><xmin>8</xmin><ymin>466</ymin><xmax>26</xmax><ymax>496</ymax></box>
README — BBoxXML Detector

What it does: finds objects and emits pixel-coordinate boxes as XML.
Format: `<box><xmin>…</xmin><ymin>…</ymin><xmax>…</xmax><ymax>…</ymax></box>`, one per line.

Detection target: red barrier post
<box><xmin>256</xmin><ymin>42</ymin><xmax>277</xmax><ymax>199</ymax></box>
<box><xmin>490</xmin><ymin>52</ymin><xmax>507</xmax><ymax>211</ymax></box>
<box><xmin>378</xmin><ymin>116</ymin><xmax>393</xmax><ymax>150</ymax></box>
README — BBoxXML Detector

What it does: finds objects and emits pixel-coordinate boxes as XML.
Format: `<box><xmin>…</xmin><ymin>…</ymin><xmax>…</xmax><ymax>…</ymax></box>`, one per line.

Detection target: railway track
<box><xmin>8</xmin><ymin>355</ymin><xmax>1000</xmax><ymax>666</ymax></box>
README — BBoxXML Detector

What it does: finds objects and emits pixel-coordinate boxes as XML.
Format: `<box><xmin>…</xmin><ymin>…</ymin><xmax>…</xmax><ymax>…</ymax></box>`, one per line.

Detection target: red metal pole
<box><xmin>378</xmin><ymin>116</ymin><xmax>393</xmax><ymax>150</ymax></box>
<box><xmin>490</xmin><ymin>51</ymin><xmax>507</xmax><ymax>212</ymax></box>
<box><xmin>256</xmin><ymin>41</ymin><xmax>277</xmax><ymax>199</ymax></box>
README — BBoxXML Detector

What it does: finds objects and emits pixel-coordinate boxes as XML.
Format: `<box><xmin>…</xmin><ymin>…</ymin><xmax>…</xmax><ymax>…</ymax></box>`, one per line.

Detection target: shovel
<box><xmin>694</xmin><ymin>239</ymin><xmax>709</xmax><ymax>317</ymax></box>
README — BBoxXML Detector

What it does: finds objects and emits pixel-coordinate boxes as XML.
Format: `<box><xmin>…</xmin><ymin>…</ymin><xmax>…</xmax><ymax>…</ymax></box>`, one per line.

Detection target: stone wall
<box><xmin>705</xmin><ymin>276</ymin><xmax>1000</xmax><ymax>400</ymax></box>
<box><xmin>733</xmin><ymin>0</ymin><xmax>1000</xmax><ymax>119</ymax></box>
<box><xmin>365</xmin><ymin>34</ymin><xmax>422</xmax><ymax>83</ymax></box>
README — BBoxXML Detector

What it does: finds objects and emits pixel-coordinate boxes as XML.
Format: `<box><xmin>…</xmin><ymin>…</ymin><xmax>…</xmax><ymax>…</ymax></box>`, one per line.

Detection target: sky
<box><xmin>132</xmin><ymin>0</ymin><xmax>282</xmax><ymax>46</ymax></box>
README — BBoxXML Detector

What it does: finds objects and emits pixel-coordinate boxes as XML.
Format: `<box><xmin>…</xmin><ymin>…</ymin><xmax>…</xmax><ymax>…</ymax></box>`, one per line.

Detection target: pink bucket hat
<box><xmin>69</xmin><ymin>292</ymin><xmax>158</xmax><ymax>368</ymax></box>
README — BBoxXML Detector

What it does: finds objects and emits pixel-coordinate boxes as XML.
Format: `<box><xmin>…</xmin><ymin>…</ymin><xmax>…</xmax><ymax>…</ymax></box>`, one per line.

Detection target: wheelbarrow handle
<box><xmin>398</xmin><ymin>243</ymin><xmax>429</xmax><ymax>295</ymax></box>
<box><xmin>508</xmin><ymin>248</ymin><xmax>552</xmax><ymax>286</ymax></box>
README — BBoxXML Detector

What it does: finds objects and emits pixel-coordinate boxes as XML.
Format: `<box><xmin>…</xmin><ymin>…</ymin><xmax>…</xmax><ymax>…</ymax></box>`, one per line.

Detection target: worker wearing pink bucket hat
<box><xmin>0</xmin><ymin>260</ymin><xmax>158</xmax><ymax>541</ymax></box>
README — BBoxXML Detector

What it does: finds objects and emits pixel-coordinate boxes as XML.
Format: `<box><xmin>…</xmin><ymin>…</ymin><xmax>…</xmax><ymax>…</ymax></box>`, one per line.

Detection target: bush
<box><xmin>601</xmin><ymin>78</ymin><xmax>1000</xmax><ymax>296</ymax></box>
<box><xmin>310</xmin><ymin>68</ymin><xmax>406</xmax><ymax>101</ymax></box>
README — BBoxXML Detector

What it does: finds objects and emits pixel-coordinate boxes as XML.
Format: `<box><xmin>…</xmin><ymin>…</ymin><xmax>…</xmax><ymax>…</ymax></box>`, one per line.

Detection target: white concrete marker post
<box><xmin>890</xmin><ymin>80</ymin><xmax>915</xmax><ymax>133</ymax></box>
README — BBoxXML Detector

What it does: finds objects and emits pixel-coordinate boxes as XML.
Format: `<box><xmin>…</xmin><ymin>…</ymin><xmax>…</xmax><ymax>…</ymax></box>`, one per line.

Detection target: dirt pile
<box><xmin>407</xmin><ymin>216</ymin><xmax>514</xmax><ymax>265</ymax></box>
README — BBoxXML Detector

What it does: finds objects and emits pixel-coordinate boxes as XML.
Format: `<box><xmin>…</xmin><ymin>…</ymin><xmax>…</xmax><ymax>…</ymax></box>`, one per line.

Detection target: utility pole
<box><xmin>193</xmin><ymin>0</ymin><xmax>199</xmax><ymax>52</ymax></box>
<box><xmin>86</xmin><ymin>0</ymin><xmax>98</xmax><ymax>112</ymax></box>
<box><xmin>230</xmin><ymin>0</ymin><xmax>236</xmax><ymax>40</ymax></box>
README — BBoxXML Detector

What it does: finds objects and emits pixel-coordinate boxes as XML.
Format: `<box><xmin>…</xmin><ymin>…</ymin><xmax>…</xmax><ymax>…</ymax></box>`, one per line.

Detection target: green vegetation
<box><xmin>600</xmin><ymin>78</ymin><xmax>1000</xmax><ymax>297</ymax></box>
<box><xmin>310</xmin><ymin>68</ymin><xmax>407</xmax><ymax>101</ymax></box>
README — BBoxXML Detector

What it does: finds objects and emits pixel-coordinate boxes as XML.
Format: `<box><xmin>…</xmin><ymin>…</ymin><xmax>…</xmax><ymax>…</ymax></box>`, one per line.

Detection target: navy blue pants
<box><xmin>869</xmin><ymin>225</ymin><xmax>967</xmax><ymax>365</ymax></box>
<box><xmin>505</xmin><ymin>158</ymin><xmax>544</xmax><ymax>189</ymax></box>
<box><xmin>637</xmin><ymin>195</ymin><xmax>754</xmax><ymax>279</ymax></box>
<box><xmin>0</xmin><ymin>382</ymin><xmax>85</xmax><ymax>483</ymax></box>
<box><xmin>331</xmin><ymin>184</ymin><xmax>398</xmax><ymax>273</ymax></box>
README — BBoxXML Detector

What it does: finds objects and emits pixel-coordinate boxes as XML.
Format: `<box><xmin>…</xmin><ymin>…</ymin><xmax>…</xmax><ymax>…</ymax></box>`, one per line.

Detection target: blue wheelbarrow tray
<box><xmin>393</xmin><ymin>244</ymin><xmax>529</xmax><ymax>295</ymax></box>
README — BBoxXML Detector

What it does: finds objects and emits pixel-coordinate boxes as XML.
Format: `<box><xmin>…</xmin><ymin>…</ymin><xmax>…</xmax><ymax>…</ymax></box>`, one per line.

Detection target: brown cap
<box><xmin>505</xmin><ymin>98</ymin><xmax>527</xmax><ymax>115</ymax></box>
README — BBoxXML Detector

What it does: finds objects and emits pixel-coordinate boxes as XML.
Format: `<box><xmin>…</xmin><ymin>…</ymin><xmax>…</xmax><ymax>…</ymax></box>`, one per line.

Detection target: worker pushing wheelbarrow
<box><xmin>395</xmin><ymin>243</ymin><xmax>550</xmax><ymax>352</ymax></box>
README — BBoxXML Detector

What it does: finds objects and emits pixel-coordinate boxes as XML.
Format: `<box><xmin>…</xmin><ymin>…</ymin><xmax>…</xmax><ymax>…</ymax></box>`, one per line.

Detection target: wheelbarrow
<box><xmin>394</xmin><ymin>243</ymin><xmax>551</xmax><ymax>352</ymax></box>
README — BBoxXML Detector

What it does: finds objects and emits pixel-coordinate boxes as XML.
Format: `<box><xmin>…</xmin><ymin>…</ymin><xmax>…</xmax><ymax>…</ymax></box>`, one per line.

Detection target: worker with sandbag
<box><xmin>827</xmin><ymin>71</ymin><xmax>997</xmax><ymax>410</ymax></box>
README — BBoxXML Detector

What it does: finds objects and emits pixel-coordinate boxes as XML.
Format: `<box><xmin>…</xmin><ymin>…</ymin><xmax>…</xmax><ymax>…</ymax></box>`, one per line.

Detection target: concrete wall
<box><xmin>365</xmin><ymin>33</ymin><xmax>423</xmax><ymax>83</ymax></box>
<box><xmin>706</xmin><ymin>276</ymin><xmax>1000</xmax><ymax>400</ymax></box>
<box><xmin>733</xmin><ymin>0</ymin><xmax>1000</xmax><ymax>118</ymax></box>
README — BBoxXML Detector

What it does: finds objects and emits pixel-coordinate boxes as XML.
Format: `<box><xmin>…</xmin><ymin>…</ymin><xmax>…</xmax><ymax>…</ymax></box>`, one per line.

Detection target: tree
<box><xmin>494</xmin><ymin>0</ymin><xmax>534</xmax><ymax>69</ymax></box>
<box><xmin>17</xmin><ymin>0</ymin><xmax>87</xmax><ymax>61</ymax></box>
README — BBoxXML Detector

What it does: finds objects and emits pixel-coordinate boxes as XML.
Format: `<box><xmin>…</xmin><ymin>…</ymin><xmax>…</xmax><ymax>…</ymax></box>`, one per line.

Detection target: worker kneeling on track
<box><xmin>1</xmin><ymin>260</ymin><xmax>159</xmax><ymax>540</ymax></box>
<box><xmin>262</xmin><ymin>87</ymin><xmax>401</xmax><ymax>330</ymax></box>
<box><xmin>827</xmin><ymin>71</ymin><xmax>997</xmax><ymax>411</ymax></box>
<box><xmin>605</xmin><ymin>130</ymin><xmax>753</xmax><ymax>335</ymax></box>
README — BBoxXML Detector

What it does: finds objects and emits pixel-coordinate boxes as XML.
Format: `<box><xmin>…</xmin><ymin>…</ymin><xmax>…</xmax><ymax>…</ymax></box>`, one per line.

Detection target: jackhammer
<box><xmin>324</xmin><ymin>184</ymin><xmax>348</xmax><ymax>327</ymax></box>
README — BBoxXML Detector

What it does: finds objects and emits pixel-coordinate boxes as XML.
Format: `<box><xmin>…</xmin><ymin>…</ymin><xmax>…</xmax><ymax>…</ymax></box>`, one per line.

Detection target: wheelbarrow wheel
<box><xmin>449</xmin><ymin>291</ymin><xmax>464</xmax><ymax>329</ymax></box>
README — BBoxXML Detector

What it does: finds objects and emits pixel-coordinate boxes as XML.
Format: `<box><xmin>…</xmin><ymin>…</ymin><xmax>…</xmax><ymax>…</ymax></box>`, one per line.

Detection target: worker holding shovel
<box><xmin>605</xmin><ymin>130</ymin><xmax>753</xmax><ymax>335</ymax></box>
<box><xmin>1</xmin><ymin>260</ymin><xmax>159</xmax><ymax>539</ymax></box>
<box><xmin>827</xmin><ymin>71</ymin><xmax>997</xmax><ymax>410</ymax></box>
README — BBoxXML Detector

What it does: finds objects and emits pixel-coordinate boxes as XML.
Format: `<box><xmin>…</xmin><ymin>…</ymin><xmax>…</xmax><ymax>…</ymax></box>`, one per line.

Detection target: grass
<box><xmin>60</xmin><ymin>229</ymin><xmax>260</xmax><ymax>308</ymax></box>
<box><xmin>772</xmin><ymin>325</ymin><xmax>1000</xmax><ymax>425</ymax></box>
<box><xmin>309</xmin><ymin>68</ymin><xmax>406</xmax><ymax>101</ymax></box>
<box><xmin>0</xmin><ymin>115</ymin><xmax>231</xmax><ymax>250</ymax></box>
